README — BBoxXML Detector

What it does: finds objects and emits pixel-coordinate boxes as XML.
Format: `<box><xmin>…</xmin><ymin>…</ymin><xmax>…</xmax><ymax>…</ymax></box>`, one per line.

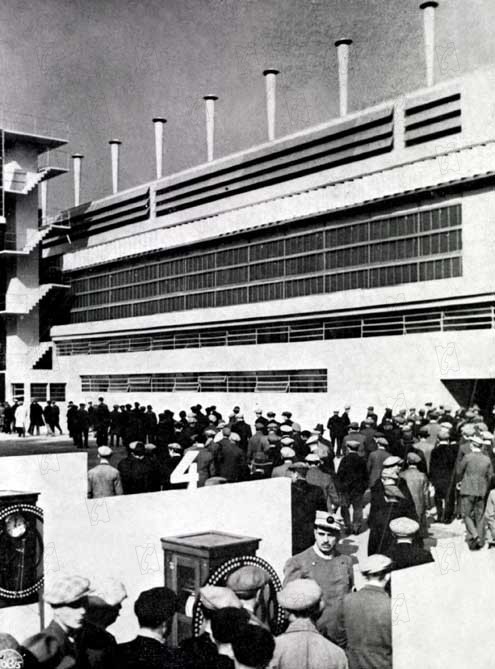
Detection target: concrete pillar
<box><xmin>72</xmin><ymin>153</ymin><xmax>83</xmax><ymax>207</ymax></box>
<box><xmin>335</xmin><ymin>38</ymin><xmax>353</xmax><ymax>117</ymax></box>
<box><xmin>40</xmin><ymin>181</ymin><xmax>47</xmax><ymax>224</ymax></box>
<box><xmin>109</xmin><ymin>139</ymin><xmax>122</xmax><ymax>194</ymax></box>
<box><xmin>263</xmin><ymin>69</ymin><xmax>279</xmax><ymax>141</ymax></box>
<box><xmin>420</xmin><ymin>1</ymin><xmax>439</xmax><ymax>87</ymax></box>
<box><xmin>152</xmin><ymin>118</ymin><xmax>166</xmax><ymax>179</ymax></box>
<box><xmin>203</xmin><ymin>95</ymin><xmax>218</xmax><ymax>162</ymax></box>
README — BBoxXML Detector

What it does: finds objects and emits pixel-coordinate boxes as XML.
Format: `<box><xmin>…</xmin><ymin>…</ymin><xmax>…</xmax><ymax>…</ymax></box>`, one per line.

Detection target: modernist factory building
<box><xmin>2</xmin><ymin>4</ymin><xmax>495</xmax><ymax>422</ymax></box>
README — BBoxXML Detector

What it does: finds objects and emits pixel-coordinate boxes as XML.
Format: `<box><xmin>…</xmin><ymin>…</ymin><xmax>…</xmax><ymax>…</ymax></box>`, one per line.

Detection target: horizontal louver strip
<box><xmin>405</xmin><ymin>91</ymin><xmax>461</xmax><ymax>147</ymax></box>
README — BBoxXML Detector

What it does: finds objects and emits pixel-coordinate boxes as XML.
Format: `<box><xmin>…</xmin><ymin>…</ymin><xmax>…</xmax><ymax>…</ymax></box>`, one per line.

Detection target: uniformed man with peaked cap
<box><xmin>283</xmin><ymin>511</ymin><xmax>354</xmax><ymax>645</ymax></box>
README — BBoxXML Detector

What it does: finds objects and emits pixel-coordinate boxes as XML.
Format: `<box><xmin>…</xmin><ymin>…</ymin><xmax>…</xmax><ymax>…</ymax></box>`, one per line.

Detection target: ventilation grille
<box><xmin>405</xmin><ymin>89</ymin><xmax>461</xmax><ymax>147</ymax></box>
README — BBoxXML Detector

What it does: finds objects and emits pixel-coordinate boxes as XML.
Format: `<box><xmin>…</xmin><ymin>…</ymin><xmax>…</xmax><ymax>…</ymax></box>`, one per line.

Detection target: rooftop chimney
<box><xmin>152</xmin><ymin>117</ymin><xmax>166</xmax><ymax>179</ymax></box>
<box><xmin>263</xmin><ymin>69</ymin><xmax>279</xmax><ymax>141</ymax></box>
<box><xmin>108</xmin><ymin>139</ymin><xmax>122</xmax><ymax>194</ymax></box>
<box><xmin>72</xmin><ymin>153</ymin><xmax>83</xmax><ymax>207</ymax></box>
<box><xmin>203</xmin><ymin>95</ymin><xmax>218</xmax><ymax>162</ymax></box>
<box><xmin>335</xmin><ymin>38</ymin><xmax>353</xmax><ymax>117</ymax></box>
<box><xmin>420</xmin><ymin>1</ymin><xmax>439</xmax><ymax>87</ymax></box>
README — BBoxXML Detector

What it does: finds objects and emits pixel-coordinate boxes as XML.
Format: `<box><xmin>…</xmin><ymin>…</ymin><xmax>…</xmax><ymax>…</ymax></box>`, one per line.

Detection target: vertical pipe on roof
<box><xmin>152</xmin><ymin>118</ymin><xmax>166</xmax><ymax>179</ymax></box>
<box><xmin>335</xmin><ymin>38</ymin><xmax>353</xmax><ymax>117</ymax></box>
<box><xmin>72</xmin><ymin>153</ymin><xmax>83</xmax><ymax>207</ymax></box>
<box><xmin>420</xmin><ymin>1</ymin><xmax>439</xmax><ymax>87</ymax></box>
<box><xmin>263</xmin><ymin>69</ymin><xmax>279</xmax><ymax>141</ymax></box>
<box><xmin>203</xmin><ymin>95</ymin><xmax>218</xmax><ymax>162</ymax></box>
<box><xmin>109</xmin><ymin>140</ymin><xmax>122</xmax><ymax>194</ymax></box>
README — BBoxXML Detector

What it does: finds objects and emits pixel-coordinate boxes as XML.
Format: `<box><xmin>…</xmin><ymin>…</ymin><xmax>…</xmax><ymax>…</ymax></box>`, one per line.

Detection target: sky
<box><xmin>0</xmin><ymin>0</ymin><xmax>494</xmax><ymax>213</ymax></box>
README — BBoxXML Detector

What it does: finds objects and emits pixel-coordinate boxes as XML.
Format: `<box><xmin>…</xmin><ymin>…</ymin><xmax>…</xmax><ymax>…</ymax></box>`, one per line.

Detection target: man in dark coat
<box><xmin>388</xmin><ymin>517</ymin><xmax>434</xmax><ymax>569</ymax></box>
<box><xmin>116</xmin><ymin>587</ymin><xmax>186</xmax><ymax>669</ymax></box>
<box><xmin>144</xmin><ymin>405</ymin><xmax>158</xmax><ymax>443</ymax></box>
<box><xmin>288</xmin><ymin>462</ymin><xmax>327</xmax><ymax>554</ymax></box>
<box><xmin>94</xmin><ymin>397</ymin><xmax>110</xmax><ymax>446</ymax></box>
<box><xmin>43</xmin><ymin>401</ymin><xmax>55</xmax><ymax>435</ymax></box>
<box><xmin>118</xmin><ymin>442</ymin><xmax>160</xmax><ymax>494</ymax></box>
<box><xmin>327</xmin><ymin>411</ymin><xmax>346</xmax><ymax>457</ymax></box>
<box><xmin>78</xmin><ymin>578</ymin><xmax>127</xmax><ymax>669</ymax></box>
<box><xmin>215</xmin><ymin>433</ymin><xmax>246</xmax><ymax>483</ymax></box>
<box><xmin>367</xmin><ymin>437</ymin><xmax>391</xmax><ymax>488</ymax></box>
<box><xmin>28</xmin><ymin>400</ymin><xmax>44</xmax><ymax>435</ymax></box>
<box><xmin>336</xmin><ymin>555</ymin><xmax>392</xmax><ymax>669</ymax></box>
<box><xmin>429</xmin><ymin>432</ymin><xmax>458</xmax><ymax>523</ymax></box>
<box><xmin>231</xmin><ymin>414</ymin><xmax>252</xmax><ymax>452</ymax></box>
<box><xmin>337</xmin><ymin>440</ymin><xmax>368</xmax><ymax>534</ymax></box>
<box><xmin>368</xmin><ymin>456</ymin><xmax>418</xmax><ymax>556</ymax></box>
<box><xmin>67</xmin><ymin>401</ymin><xmax>78</xmax><ymax>444</ymax></box>
<box><xmin>51</xmin><ymin>401</ymin><xmax>63</xmax><ymax>435</ymax></box>
<box><xmin>74</xmin><ymin>403</ymin><xmax>90</xmax><ymax>449</ymax></box>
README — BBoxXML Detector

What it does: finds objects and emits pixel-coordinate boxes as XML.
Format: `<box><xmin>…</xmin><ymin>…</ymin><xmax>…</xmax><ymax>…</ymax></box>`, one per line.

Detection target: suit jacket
<box><xmin>270</xmin><ymin>618</ymin><xmax>348</xmax><ymax>669</ymax></box>
<box><xmin>458</xmin><ymin>451</ymin><xmax>493</xmax><ymax>497</ymax></box>
<box><xmin>116</xmin><ymin>636</ymin><xmax>184</xmax><ymax>669</ymax></box>
<box><xmin>337</xmin><ymin>453</ymin><xmax>368</xmax><ymax>495</ymax></box>
<box><xmin>389</xmin><ymin>542</ymin><xmax>434</xmax><ymax>570</ymax></box>
<box><xmin>429</xmin><ymin>444</ymin><xmax>458</xmax><ymax>495</ymax></box>
<box><xmin>78</xmin><ymin>621</ymin><xmax>117</xmax><ymax>669</ymax></box>
<box><xmin>400</xmin><ymin>467</ymin><xmax>429</xmax><ymax>535</ymax></box>
<box><xmin>24</xmin><ymin>619</ymin><xmax>83</xmax><ymax>669</ymax></box>
<box><xmin>291</xmin><ymin>480</ymin><xmax>327</xmax><ymax>554</ymax></box>
<box><xmin>118</xmin><ymin>456</ymin><xmax>160</xmax><ymax>494</ymax></box>
<box><xmin>216</xmin><ymin>441</ymin><xmax>246</xmax><ymax>482</ymax></box>
<box><xmin>367</xmin><ymin>449</ymin><xmax>391</xmax><ymax>488</ymax></box>
<box><xmin>368</xmin><ymin>479</ymin><xmax>418</xmax><ymax>555</ymax></box>
<box><xmin>338</xmin><ymin>586</ymin><xmax>391</xmax><ymax>669</ymax></box>
<box><xmin>88</xmin><ymin>463</ymin><xmax>123</xmax><ymax>498</ymax></box>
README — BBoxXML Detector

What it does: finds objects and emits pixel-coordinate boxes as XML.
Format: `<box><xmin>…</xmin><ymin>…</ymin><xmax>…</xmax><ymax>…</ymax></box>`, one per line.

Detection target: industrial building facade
<box><xmin>3</xmin><ymin>20</ymin><xmax>495</xmax><ymax>422</ymax></box>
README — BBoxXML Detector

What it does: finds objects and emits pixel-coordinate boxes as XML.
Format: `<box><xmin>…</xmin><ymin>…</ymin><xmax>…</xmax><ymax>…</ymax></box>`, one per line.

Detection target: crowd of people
<box><xmin>81</xmin><ymin>398</ymin><xmax>495</xmax><ymax>554</ymax></box>
<box><xmin>2</xmin><ymin>398</ymin><xmax>495</xmax><ymax>667</ymax></box>
<box><xmin>0</xmin><ymin>399</ymin><xmax>63</xmax><ymax>437</ymax></box>
<box><xmin>1</xmin><ymin>527</ymin><xmax>412</xmax><ymax>669</ymax></box>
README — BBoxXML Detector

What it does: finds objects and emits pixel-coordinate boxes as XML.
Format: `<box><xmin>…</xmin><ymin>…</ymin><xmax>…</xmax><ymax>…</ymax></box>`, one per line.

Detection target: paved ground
<box><xmin>0</xmin><ymin>432</ymin><xmax>128</xmax><ymax>470</ymax></box>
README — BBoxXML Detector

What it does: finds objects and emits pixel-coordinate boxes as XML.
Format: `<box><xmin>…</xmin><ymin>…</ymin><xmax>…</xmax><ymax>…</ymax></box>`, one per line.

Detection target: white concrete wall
<box><xmin>0</xmin><ymin>454</ymin><xmax>291</xmax><ymax>643</ymax></box>
<box><xmin>392</xmin><ymin>542</ymin><xmax>495</xmax><ymax>668</ymax></box>
<box><xmin>50</xmin><ymin>328</ymin><xmax>495</xmax><ymax>429</ymax></box>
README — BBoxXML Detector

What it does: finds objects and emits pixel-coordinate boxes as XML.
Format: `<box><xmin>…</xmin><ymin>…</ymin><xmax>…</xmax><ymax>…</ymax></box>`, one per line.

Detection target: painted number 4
<box><xmin>170</xmin><ymin>451</ymin><xmax>199</xmax><ymax>489</ymax></box>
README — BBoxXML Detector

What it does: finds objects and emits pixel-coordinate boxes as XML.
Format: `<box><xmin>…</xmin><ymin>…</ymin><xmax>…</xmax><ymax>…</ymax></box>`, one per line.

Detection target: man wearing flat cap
<box><xmin>367</xmin><ymin>437</ymin><xmax>391</xmax><ymax>488</ymax></box>
<box><xmin>24</xmin><ymin>574</ymin><xmax>91</xmax><ymax>668</ymax></box>
<box><xmin>272</xmin><ymin>447</ymin><xmax>296</xmax><ymax>478</ymax></box>
<box><xmin>117</xmin><ymin>587</ymin><xmax>184</xmax><ymax>669</ymax></box>
<box><xmin>226</xmin><ymin>565</ymin><xmax>270</xmax><ymax>628</ymax></box>
<box><xmin>272</xmin><ymin>579</ymin><xmax>348</xmax><ymax>669</ymax></box>
<box><xmin>118</xmin><ymin>441</ymin><xmax>160</xmax><ymax>495</ymax></box>
<box><xmin>399</xmin><ymin>452</ymin><xmax>429</xmax><ymax>538</ymax></box>
<box><xmin>388</xmin><ymin>517</ymin><xmax>434</xmax><ymax>570</ymax></box>
<box><xmin>79</xmin><ymin>578</ymin><xmax>127</xmax><ymax>668</ymax></box>
<box><xmin>284</xmin><ymin>511</ymin><xmax>354</xmax><ymax>646</ymax></box>
<box><xmin>336</xmin><ymin>555</ymin><xmax>392</xmax><ymax>669</ymax></box>
<box><xmin>429</xmin><ymin>430</ymin><xmax>459</xmax><ymax>524</ymax></box>
<box><xmin>88</xmin><ymin>446</ymin><xmax>123</xmax><ymax>499</ymax></box>
<box><xmin>181</xmin><ymin>586</ymin><xmax>241</xmax><ymax>668</ymax></box>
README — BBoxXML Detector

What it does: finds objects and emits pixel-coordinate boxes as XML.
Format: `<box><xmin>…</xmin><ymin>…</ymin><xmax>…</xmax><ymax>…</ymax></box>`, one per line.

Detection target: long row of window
<box><xmin>66</xmin><ymin>204</ymin><xmax>462</xmax><ymax>323</ymax></box>
<box><xmin>80</xmin><ymin>369</ymin><xmax>328</xmax><ymax>394</ymax></box>
<box><xmin>56</xmin><ymin>302</ymin><xmax>493</xmax><ymax>357</ymax></box>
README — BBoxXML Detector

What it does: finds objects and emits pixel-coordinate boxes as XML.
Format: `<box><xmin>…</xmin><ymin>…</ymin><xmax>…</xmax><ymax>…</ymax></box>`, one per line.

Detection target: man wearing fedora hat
<box><xmin>284</xmin><ymin>511</ymin><xmax>354</xmax><ymax>645</ymax></box>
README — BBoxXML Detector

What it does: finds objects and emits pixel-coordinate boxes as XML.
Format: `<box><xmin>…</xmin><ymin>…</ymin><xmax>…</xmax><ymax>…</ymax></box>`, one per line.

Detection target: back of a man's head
<box><xmin>134</xmin><ymin>587</ymin><xmax>177</xmax><ymax>631</ymax></box>
<box><xmin>211</xmin><ymin>607</ymin><xmax>250</xmax><ymax>645</ymax></box>
<box><xmin>232</xmin><ymin>624</ymin><xmax>275</xmax><ymax>669</ymax></box>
